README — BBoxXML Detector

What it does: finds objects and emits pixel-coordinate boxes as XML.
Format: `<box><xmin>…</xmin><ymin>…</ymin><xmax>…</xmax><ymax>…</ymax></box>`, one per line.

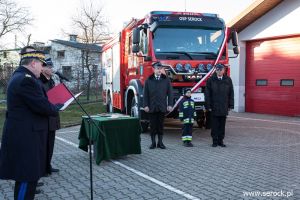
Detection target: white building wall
<box><xmin>49</xmin><ymin>42</ymin><xmax>101</xmax><ymax>92</ymax></box>
<box><xmin>50</xmin><ymin>43</ymin><xmax>82</xmax><ymax>73</ymax></box>
<box><xmin>239</xmin><ymin>0</ymin><xmax>300</xmax><ymax>41</ymax></box>
<box><xmin>230</xmin><ymin>0</ymin><xmax>300</xmax><ymax>112</ymax></box>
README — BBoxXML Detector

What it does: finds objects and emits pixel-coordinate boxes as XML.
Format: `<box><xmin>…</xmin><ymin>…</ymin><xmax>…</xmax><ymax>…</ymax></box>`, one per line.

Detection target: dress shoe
<box><xmin>149</xmin><ymin>135</ymin><xmax>156</xmax><ymax>149</ymax></box>
<box><xmin>37</xmin><ymin>182</ymin><xmax>44</xmax><ymax>187</ymax></box>
<box><xmin>157</xmin><ymin>143</ymin><xmax>166</xmax><ymax>149</ymax></box>
<box><xmin>51</xmin><ymin>168</ymin><xmax>59</xmax><ymax>173</ymax></box>
<box><xmin>212</xmin><ymin>143</ymin><xmax>218</xmax><ymax>147</ymax></box>
<box><xmin>149</xmin><ymin>143</ymin><xmax>156</xmax><ymax>149</ymax></box>
<box><xmin>157</xmin><ymin>135</ymin><xmax>166</xmax><ymax>149</ymax></box>
<box><xmin>218</xmin><ymin>141</ymin><xmax>226</xmax><ymax>147</ymax></box>
<box><xmin>218</xmin><ymin>143</ymin><xmax>226</xmax><ymax>147</ymax></box>
<box><xmin>35</xmin><ymin>189</ymin><xmax>42</xmax><ymax>194</ymax></box>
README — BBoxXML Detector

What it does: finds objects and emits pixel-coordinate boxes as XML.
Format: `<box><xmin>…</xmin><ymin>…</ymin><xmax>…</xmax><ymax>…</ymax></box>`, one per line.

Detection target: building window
<box><xmin>256</xmin><ymin>79</ymin><xmax>268</xmax><ymax>86</ymax></box>
<box><xmin>62</xmin><ymin>66</ymin><xmax>72</xmax><ymax>79</ymax></box>
<box><xmin>3</xmin><ymin>52</ymin><xmax>7</xmax><ymax>58</ymax></box>
<box><xmin>57</xmin><ymin>50</ymin><xmax>65</xmax><ymax>58</ymax></box>
<box><xmin>280</xmin><ymin>79</ymin><xmax>294</xmax><ymax>86</ymax></box>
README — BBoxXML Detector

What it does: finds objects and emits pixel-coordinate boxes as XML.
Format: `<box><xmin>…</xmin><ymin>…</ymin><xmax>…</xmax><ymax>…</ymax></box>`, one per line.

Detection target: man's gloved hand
<box><xmin>144</xmin><ymin>106</ymin><xmax>149</xmax><ymax>112</ymax></box>
<box><xmin>55</xmin><ymin>103</ymin><xmax>64</xmax><ymax>111</ymax></box>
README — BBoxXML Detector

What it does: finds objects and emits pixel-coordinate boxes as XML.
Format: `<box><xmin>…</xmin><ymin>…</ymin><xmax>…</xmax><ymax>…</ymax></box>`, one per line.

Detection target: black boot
<box><xmin>149</xmin><ymin>134</ymin><xmax>156</xmax><ymax>149</ymax></box>
<box><xmin>218</xmin><ymin>140</ymin><xmax>226</xmax><ymax>147</ymax></box>
<box><xmin>187</xmin><ymin>141</ymin><xmax>193</xmax><ymax>147</ymax></box>
<box><xmin>212</xmin><ymin>139</ymin><xmax>218</xmax><ymax>147</ymax></box>
<box><xmin>157</xmin><ymin>135</ymin><xmax>166</xmax><ymax>149</ymax></box>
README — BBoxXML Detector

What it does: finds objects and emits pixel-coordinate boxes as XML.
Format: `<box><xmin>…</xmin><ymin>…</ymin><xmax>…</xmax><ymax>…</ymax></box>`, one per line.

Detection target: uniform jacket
<box><xmin>179</xmin><ymin>96</ymin><xmax>197</xmax><ymax>124</ymax></box>
<box><xmin>0</xmin><ymin>66</ymin><xmax>58</xmax><ymax>182</ymax></box>
<box><xmin>143</xmin><ymin>73</ymin><xmax>173</xmax><ymax>113</ymax></box>
<box><xmin>205</xmin><ymin>74</ymin><xmax>234</xmax><ymax>116</ymax></box>
<box><xmin>40</xmin><ymin>74</ymin><xmax>61</xmax><ymax>131</ymax></box>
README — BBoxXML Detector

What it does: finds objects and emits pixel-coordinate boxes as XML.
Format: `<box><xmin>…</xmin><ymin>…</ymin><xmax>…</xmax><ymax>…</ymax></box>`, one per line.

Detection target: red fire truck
<box><xmin>101</xmin><ymin>11</ymin><xmax>239</xmax><ymax>132</ymax></box>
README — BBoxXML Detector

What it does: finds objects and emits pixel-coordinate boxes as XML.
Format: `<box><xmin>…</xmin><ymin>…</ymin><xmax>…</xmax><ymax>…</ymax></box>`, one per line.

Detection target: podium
<box><xmin>78</xmin><ymin>114</ymin><xmax>142</xmax><ymax>165</ymax></box>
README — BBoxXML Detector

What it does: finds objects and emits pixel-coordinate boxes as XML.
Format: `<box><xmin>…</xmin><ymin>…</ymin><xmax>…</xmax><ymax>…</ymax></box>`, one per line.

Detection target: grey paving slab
<box><xmin>0</xmin><ymin>112</ymin><xmax>300</xmax><ymax>199</ymax></box>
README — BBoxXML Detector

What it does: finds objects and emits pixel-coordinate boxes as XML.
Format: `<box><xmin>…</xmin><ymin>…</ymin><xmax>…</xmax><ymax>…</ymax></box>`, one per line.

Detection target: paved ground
<box><xmin>1</xmin><ymin>112</ymin><xmax>300</xmax><ymax>200</ymax></box>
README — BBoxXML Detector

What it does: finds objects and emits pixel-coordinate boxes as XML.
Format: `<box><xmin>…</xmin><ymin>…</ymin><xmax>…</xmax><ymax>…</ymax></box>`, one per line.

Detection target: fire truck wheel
<box><xmin>130</xmin><ymin>97</ymin><xmax>139</xmax><ymax>118</ymax></box>
<box><xmin>196</xmin><ymin>110</ymin><xmax>206</xmax><ymax>129</ymax></box>
<box><xmin>197</xmin><ymin>119</ymin><xmax>204</xmax><ymax>128</ymax></box>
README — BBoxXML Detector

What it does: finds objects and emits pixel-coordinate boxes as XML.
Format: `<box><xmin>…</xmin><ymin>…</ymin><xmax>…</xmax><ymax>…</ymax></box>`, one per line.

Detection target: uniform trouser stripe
<box><xmin>18</xmin><ymin>182</ymin><xmax>27</xmax><ymax>200</ymax></box>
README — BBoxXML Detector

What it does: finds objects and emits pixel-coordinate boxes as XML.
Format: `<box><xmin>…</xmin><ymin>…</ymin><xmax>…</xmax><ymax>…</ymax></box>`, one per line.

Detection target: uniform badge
<box><xmin>25</xmin><ymin>74</ymin><xmax>32</xmax><ymax>78</ymax></box>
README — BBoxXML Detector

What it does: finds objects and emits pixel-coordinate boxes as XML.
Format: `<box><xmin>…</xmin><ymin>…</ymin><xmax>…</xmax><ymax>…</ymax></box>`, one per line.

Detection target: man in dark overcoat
<box><xmin>143</xmin><ymin>62</ymin><xmax>173</xmax><ymax>149</ymax></box>
<box><xmin>40</xmin><ymin>58</ymin><xmax>61</xmax><ymax>174</ymax></box>
<box><xmin>0</xmin><ymin>50</ymin><xmax>60</xmax><ymax>199</ymax></box>
<box><xmin>205</xmin><ymin>64</ymin><xmax>234</xmax><ymax>147</ymax></box>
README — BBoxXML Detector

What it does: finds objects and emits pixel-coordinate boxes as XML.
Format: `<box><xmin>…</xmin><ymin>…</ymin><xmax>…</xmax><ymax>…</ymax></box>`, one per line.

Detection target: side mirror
<box><xmin>132</xmin><ymin>28</ymin><xmax>140</xmax><ymax>45</ymax></box>
<box><xmin>132</xmin><ymin>45</ymin><xmax>139</xmax><ymax>53</ymax></box>
<box><xmin>233</xmin><ymin>46</ymin><xmax>240</xmax><ymax>55</ymax></box>
<box><xmin>231</xmin><ymin>31</ymin><xmax>239</xmax><ymax>47</ymax></box>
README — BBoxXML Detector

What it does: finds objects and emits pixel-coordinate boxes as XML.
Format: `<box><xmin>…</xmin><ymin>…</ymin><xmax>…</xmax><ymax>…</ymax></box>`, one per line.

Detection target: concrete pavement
<box><xmin>1</xmin><ymin>112</ymin><xmax>299</xmax><ymax>199</ymax></box>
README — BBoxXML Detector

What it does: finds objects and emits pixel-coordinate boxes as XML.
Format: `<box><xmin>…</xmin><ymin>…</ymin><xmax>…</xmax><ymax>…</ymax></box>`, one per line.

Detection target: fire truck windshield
<box><xmin>153</xmin><ymin>27</ymin><xmax>224</xmax><ymax>60</ymax></box>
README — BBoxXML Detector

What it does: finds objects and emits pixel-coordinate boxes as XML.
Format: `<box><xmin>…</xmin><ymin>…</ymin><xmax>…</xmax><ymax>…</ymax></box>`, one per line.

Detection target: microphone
<box><xmin>54</xmin><ymin>71</ymin><xmax>70</xmax><ymax>82</ymax></box>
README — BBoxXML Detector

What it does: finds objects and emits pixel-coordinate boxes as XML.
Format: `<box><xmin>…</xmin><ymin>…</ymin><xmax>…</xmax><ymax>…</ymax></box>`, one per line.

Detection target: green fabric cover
<box><xmin>78</xmin><ymin>116</ymin><xmax>141</xmax><ymax>165</ymax></box>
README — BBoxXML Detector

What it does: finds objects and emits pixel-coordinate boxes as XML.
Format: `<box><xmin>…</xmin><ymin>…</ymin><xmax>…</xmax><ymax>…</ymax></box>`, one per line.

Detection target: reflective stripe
<box><xmin>183</xmin><ymin>118</ymin><xmax>194</xmax><ymax>124</ymax></box>
<box><xmin>194</xmin><ymin>112</ymin><xmax>197</xmax><ymax>117</ymax></box>
<box><xmin>179</xmin><ymin>112</ymin><xmax>183</xmax><ymax>117</ymax></box>
<box><xmin>182</xmin><ymin>136</ymin><xmax>192</xmax><ymax>141</ymax></box>
<box><xmin>183</xmin><ymin>102</ymin><xmax>189</xmax><ymax>106</ymax></box>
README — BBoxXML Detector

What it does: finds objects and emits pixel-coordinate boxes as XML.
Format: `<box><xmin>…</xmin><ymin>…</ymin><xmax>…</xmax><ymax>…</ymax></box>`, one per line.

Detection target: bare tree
<box><xmin>72</xmin><ymin>1</ymin><xmax>109</xmax><ymax>100</ymax></box>
<box><xmin>0</xmin><ymin>0</ymin><xmax>33</xmax><ymax>41</ymax></box>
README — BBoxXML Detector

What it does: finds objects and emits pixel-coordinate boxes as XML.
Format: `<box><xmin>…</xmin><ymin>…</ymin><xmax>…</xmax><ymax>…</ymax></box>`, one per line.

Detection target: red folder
<box><xmin>47</xmin><ymin>83</ymin><xmax>72</xmax><ymax>104</ymax></box>
<box><xmin>46</xmin><ymin>83</ymin><xmax>82</xmax><ymax>111</ymax></box>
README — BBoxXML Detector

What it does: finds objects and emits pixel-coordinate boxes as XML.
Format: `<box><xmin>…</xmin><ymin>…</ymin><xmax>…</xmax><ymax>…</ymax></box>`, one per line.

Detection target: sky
<box><xmin>3</xmin><ymin>0</ymin><xmax>255</xmax><ymax>48</ymax></box>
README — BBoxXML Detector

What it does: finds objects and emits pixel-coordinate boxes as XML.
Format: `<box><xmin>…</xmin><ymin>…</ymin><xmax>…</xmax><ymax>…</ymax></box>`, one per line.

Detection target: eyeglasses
<box><xmin>216</xmin><ymin>68</ymin><xmax>223</xmax><ymax>71</ymax></box>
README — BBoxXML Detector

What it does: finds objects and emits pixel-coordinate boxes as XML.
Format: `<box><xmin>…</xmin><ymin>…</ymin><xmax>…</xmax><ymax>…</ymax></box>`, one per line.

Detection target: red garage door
<box><xmin>246</xmin><ymin>35</ymin><xmax>300</xmax><ymax>116</ymax></box>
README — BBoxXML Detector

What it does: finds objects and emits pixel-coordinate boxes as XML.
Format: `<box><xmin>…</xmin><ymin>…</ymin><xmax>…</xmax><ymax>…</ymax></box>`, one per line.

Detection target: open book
<box><xmin>46</xmin><ymin>83</ymin><xmax>82</xmax><ymax>111</ymax></box>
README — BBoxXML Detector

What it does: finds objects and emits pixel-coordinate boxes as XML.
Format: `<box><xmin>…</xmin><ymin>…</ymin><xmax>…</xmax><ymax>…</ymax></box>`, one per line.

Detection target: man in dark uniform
<box><xmin>0</xmin><ymin>50</ymin><xmax>61</xmax><ymax>199</ymax></box>
<box><xmin>143</xmin><ymin>62</ymin><xmax>173</xmax><ymax>149</ymax></box>
<box><xmin>205</xmin><ymin>64</ymin><xmax>234</xmax><ymax>147</ymax></box>
<box><xmin>40</xmin><ymin>58</ymin><xmax>61</xmax><ymax>174</ymax></box>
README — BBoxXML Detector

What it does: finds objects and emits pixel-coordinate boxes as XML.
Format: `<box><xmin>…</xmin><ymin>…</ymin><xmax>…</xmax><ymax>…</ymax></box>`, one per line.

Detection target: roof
<box><xmin>228</xmin><ymin>0</ymin><xmax>283</xmax><ymax>33</ymax></box>
<box><xmin>51</xmin><ymin>39</ymin><xmax>102</xmax><ymax>52</ymax></box>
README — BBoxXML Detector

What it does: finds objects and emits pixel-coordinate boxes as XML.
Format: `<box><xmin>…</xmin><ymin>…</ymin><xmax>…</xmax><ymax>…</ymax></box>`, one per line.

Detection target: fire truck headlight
<box><xmin>184</xmin><ymin>63</ymin><xmax>192</xmax><ymax>72</ymax></box>
<box><xmin>206</xmin><ymin>64</ymin><xmax>213</xmax><ymax>72</ymax></box>
<box><xmin>175</xmin><ymin>63</ymin><xmax>184</xmax><ymax>72</ymax></box>
<box><xmin>197</xmin><ymin>64</ymin><xmax>206</xmax><ymax>73</ymax></box>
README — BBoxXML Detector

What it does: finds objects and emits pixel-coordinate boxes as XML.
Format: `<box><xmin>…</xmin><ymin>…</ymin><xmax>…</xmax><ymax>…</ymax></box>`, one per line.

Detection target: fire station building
<box><xmin>229</xmin><ymin>0</ymin><xmax>300</xmax><ymax>116</ymax></box>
